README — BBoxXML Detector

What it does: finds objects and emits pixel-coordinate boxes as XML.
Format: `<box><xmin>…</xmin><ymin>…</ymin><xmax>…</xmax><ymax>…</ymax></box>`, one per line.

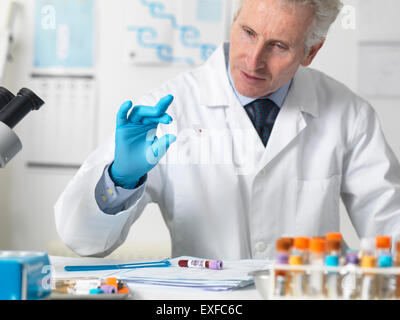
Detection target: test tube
<box><xmin>342</xmin><ymin>250</ymin><xmax>360</xmax><ymax>300</ymax></box>
<box><xmin>375</xmin><ymin>236</ymin><xmax>395</xmax><ymax>299</ymax></box>
<box><xmin>288</xmin><ymin>255</ymin><xmax>306</xmax><ymax>298</ymax></box>
<box><xmin>376</xmin><ymin>236</ymin><xmax>392</xmax><ymax>256</ymax></box>
<box><xmin>378</xmin><ymin>255</ymin><xmax>396</xmax><ymax>299</ymax></box>
<box><xmin>293</xmin><ymin>237</ymin><xmax>310</xmax><ymax>264</ymax></box>
<box><xmin>324</xmin><ymin>239</ymin><xmax>342</xmax><ymax>299</ymax></box>
<box><xmin>324</xmin><ymin>254</ymin><xmax>341</xmax><ymax>299</ymax></box>
<box><xmin>326</xmin><ymin>232</ymin><xmax>343</xmax><ymax>261</ymax></box>
<box><xmin>326</xmin><ymin>239</ymin><xmax>341</xmax><ymax>256</ymax></box>
<box><xmin>359</xmin><ymin>237</ymin><xmax>376</xmax><ymax>260</ymax></box>
<box><xmin>274</xmin><ymin>238</ymin><xmax>291</xmax><ymax>297</ymax></box>
<box><xmin>360</xmin><ymin>255</ymin><xmax>377</xmax><ymax>300</ymax></box>
<box><xmin>280</xmin><ymin>237</ymin><xmax>294</xmax><ymax>251</ymax></box>
<box><xmin>376</xmin><ymin>254</ymin><xmax>396</xmax><ymax>299</ymax></box>
<box><xmin>359</xmin><ymin>237</ymin><xmax>377</xmax><ymax>300</ymax></box>
<box><xmin>326</xmin><ymin>232</ymin><xmax>342</xmax><ymax>245</ymax></box>
<box><xmin>307</xmin><ymin>237</ymin><xmax>326</xmax><ymax>297</ymax></box>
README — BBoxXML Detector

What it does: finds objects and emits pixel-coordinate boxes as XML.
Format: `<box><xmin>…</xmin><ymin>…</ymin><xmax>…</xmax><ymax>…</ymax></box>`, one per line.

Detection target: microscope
<box><xmin>0</xmin><ymin>87</ymin><xmax>44</xmax><ymax>167</ymax></box>
<box><xmin>0</xmin><ymin>4</ymin><xmax>52</xmax><ymax>301</ymax></box>
<box><xmin>0</xmin><ymin>87</ymin><xmax>50</xmax><ymax>300</ymax></box>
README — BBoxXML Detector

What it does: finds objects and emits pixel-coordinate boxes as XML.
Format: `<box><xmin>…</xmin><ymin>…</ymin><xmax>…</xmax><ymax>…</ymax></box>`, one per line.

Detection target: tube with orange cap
<box><xmin>375</xmin><ymin>236</ymin><xmax>395</xmax><ymax>299</ymax></box>
<box><xmin>280</xmin><ymin>237</ymin><xmax>294</xmax><ymax>252</ymax></box>
<box><xmin>326</xmin><ymin>233</ymin><xmax>342</xmax><ymax>255</ymax></box>
<box><xmin>375</xmin><ymin>236</ymin><xmax>391</xmax><ymax>256</ymax></box>
<box><xmin>324</xmin><ymin>238</ymin><xmax>342</xmax><ymax>299</ymax></box>
<box><xmin>307</xmin><ymin>237</ymin><xmax>326</xmax><ymax>297</ymax></box>
<box><xmin>326</xmin><ymin>238</ymin><xmax>341</xmax><ymax>257</ymax></box>
<box><xmin>293</xmin><ymin>237</ymin><xmax>310</xmax><ymax>264</ymax></box>
<box><xmin>326</xmin><ymin>232</ymin><xmax>342</xmax><ymax>243</ymax></box>
<box><xmin>289</xmin><ymin>237</ymin><xmax>310</xmax><ymax>298</ymax></box>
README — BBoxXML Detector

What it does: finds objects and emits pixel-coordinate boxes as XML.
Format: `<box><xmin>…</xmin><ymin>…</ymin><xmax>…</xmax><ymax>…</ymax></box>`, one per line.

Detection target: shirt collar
<box><xmin>227</xmin><ymin>62</ymin><xmax>292</xmax><ymax>108</ymax></box>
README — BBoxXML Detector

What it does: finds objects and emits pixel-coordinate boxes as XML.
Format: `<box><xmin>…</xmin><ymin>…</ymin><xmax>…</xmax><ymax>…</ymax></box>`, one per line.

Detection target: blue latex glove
<box><xmin>110</xmin><ymin>95</ymin><xmax>176</xmax><ymax>189</ymax></box>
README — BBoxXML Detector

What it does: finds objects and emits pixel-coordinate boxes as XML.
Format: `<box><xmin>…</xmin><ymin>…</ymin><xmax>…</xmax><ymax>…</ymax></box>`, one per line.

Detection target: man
<box><xmin>55</xmin><ymin>0</ymin><xmax>400</xmax><ymax>259</ymax></box>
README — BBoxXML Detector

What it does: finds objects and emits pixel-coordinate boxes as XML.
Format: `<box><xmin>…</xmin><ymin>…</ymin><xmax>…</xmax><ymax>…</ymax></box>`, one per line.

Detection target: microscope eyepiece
<box><xmin>18</xmin><ymin>88</ymin><xmax>45</xmax><ymax>111</ymax></box>
<box><xmin>0</xmin><ymin>87</ymin><xmax>44</xmax><ymax>129</ymax></box>
<box><xmin>0</xmin><ymin>87</ymin><xmax>15</xmax><ymax>112</ymax></box>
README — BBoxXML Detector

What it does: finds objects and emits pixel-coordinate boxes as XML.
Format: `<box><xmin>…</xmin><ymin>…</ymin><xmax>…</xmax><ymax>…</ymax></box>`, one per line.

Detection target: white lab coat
<box><xmin>54</xmin><ymin>43</ymin><xmax>400</xmax><ymax>260</ymax></box>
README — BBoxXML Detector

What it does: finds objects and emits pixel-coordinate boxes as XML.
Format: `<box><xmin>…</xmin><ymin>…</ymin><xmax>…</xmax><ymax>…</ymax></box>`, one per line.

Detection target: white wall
<box><xmin>0</xmin><ymin>0</ymin><xmax>399</xmax><ymax>257</ymax></box>
<box><xmin>310</xmin><ymin>0</ymin><xmax>361</xmax><ymax>249</ymax></box>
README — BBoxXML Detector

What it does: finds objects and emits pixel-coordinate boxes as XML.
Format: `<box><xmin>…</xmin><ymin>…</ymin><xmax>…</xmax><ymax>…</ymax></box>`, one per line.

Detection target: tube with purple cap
<box><xmin>178</xmin><ymin>259</ymin><xmax>223</xmax><ymax>270</ymax></box>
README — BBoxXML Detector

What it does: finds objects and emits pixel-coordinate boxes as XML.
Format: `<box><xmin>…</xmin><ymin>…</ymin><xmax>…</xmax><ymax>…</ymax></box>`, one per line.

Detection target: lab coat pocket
<box><xmin>295</xmin><ymin>175</ymin><xmax>342</xmax><ymax>236</ymax></box>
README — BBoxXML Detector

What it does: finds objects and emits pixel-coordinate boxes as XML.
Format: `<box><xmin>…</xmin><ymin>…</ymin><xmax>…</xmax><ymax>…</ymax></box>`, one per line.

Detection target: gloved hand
<box><xmin>110</xmin><ymin>95</ymin><xmax>176</xmax><ymax>189</ymax></box>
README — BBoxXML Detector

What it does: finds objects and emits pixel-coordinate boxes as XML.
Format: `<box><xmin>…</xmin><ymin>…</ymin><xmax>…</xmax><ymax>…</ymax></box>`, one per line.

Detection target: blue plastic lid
<box><xmin>325</xmin><ymin>255</ymin><xmax>339</xmax><ymax>267</ymax></box>
<box><xmin>378</xmin><ymin>254</ymin><xmax>393</xmax><ymax>268</ymax></box>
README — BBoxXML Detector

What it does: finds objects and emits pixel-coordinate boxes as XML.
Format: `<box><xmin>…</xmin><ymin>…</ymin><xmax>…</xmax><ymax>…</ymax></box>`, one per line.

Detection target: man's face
<box><xmin>229</xmin><ymin>0</ymin><xmax>319</xmax><ymax>98</ymax></box>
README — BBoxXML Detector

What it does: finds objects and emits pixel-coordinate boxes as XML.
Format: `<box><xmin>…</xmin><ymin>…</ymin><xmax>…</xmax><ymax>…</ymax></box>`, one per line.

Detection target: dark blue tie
<box><xmin>245</xmin><ymin>99</ymin><xmax>280</xmax><ymax>147</ymax></box>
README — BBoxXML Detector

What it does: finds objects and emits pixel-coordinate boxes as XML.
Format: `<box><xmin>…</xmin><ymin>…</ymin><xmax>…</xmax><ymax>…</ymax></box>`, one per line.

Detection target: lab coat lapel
<box><xmin>199</xmin><ymin>44</ymin><xmax>320</xmax><ymax>175</ymax></box>
<box><xmin>199</xmin><ymin>43</ymin><xmax>266</xmax><ymax>174</ymax></box>
<box><xmin>257</xmin><ymin>67</ymin><xmax>320</xmax><ymax>173</ymax></box>
<box><xmin>225</xmin><ymin>93</ymin><xmax>267</xmax><ymax>175</ymax></box>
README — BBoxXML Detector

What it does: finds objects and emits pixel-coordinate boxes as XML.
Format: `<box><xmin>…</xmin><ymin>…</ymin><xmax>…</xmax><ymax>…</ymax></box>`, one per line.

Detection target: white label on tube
<box><xmin>187</xmin><ymin>260</ymin><xmax>207</xmax><ymax>268</ymax></box>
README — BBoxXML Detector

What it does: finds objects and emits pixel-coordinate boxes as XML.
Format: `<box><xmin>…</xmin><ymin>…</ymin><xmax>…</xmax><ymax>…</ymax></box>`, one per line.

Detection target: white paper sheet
<box><xmin>51</xmin><ymin>256</ymin><xmax>271</xmax><ymax>291</ymax></box>
<box><xmin>114</xmin><ymin>256</ymin><xmax>270</xmax><ymax>291</ymax></box>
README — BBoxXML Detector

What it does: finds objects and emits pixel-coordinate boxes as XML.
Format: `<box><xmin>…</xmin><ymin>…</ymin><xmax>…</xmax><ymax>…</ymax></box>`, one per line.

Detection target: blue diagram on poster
<box><xmin>124</xmin><ymin>0</ymin><xmax>229</xmax><ymax>66</ymax></box>
<box><xmin>34</xmin><ymin>0</ymin><xmax>94</xmax><ymax>69</ymax></box>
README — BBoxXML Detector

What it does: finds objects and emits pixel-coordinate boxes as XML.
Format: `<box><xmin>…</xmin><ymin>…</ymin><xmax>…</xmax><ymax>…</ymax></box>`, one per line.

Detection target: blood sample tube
<box><xmin>274</xmin><ymin>238</ymin><xmax>292</xmax><ymax>297</ymax></box>
<box><xmin>307</xmin><ymin>237</ymin><xmax>326</xmax><ymax>297</ymax></box>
